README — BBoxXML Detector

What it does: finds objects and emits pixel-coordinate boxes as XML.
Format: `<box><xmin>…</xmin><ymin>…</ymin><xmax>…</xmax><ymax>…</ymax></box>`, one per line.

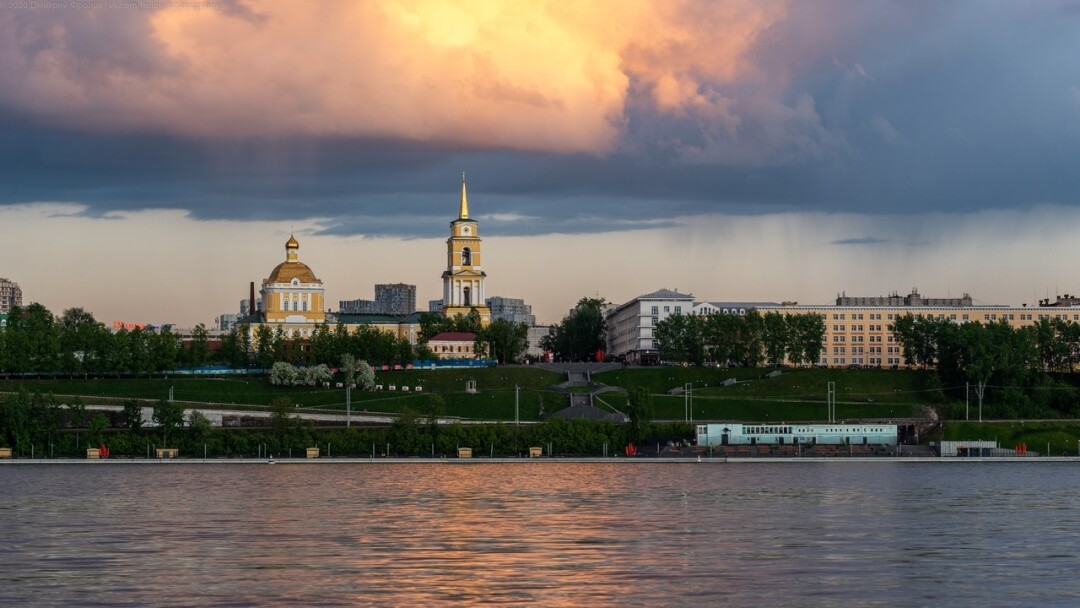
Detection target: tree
<box><xmin>704</xmin><ymin>312</ymin><xmax>742</xmax><ymax>366</ymax></box>
<box><xmin>735</xmin><ymin>310</ymin><xmax>765</xmax><ymax>367</ymax></box>
<box><xmin>218</xmin><ymin>327</ymin><xmax>246</xmax><ymax>369</ymax></box>
<box><xmin>58</xmin><ymin>307</ymin><xmax>106</xmax><ymax>376</ymax></box>
<box><xmin>787</xmin><ymin>313</ymin><xmax>826</xmax><ymax>366</ymax></box>
<box><xmin>122</xmin><ymin>400</ymin><xmax>144</xmax><ymax>430</ymax></box>
<box><xmin>254</xmin><ymin>324</ymin><xmax>275</xmax><ymax>369</ymax></box>
<box><xmin>269</xmin><ymin>396</ymin><xmax>299</xmax><ymax>445</ymax></box>
<box><xmin>761</xmin><ymin>312</ymin><xmax>789</xmax><ymax>366</ymax></box>
<box><xmin>624</xmin><ymin>386</ymin><xmax>653</xmax><ymax>442</ymax></box>
<box><xmin>355</xmin><ymin>360</ymin><xmax>376</xmax><ymax>391</ymax></box>
<box><xmin>340</xmin><ymin>353</ymin><xmax>357</xmax><ymax>387</ymax></box>
<box><xmin>67</xmin><ymin>397</ymin><xmax>88</xmax><ymax>432</ymax></box>
<box><xmin>309</xmin><ymin>324</ymin><xmax>335</xmax><ymax>365</ymax></box>
<box><xmin>302</xmin><ymin>364</ymin><xmax>333</xmax><ymax>387</ymax></box>
<box><xmin>418</xmin><ymin>312</ymin><xmax>455</xmax><ymax>343</ymax></box>
<box><xmin>152</xmin><ymin>399</ymin><xmax>185</xmax><ymax>446</ymax></box>
<box><xmin>476</xmin><ymin>319</ymin><xmax>529</xmax><ymax>363</ymax></box>
<box><xmin>540</xmin><ymin>297</ymin><xmax>607</xmax><ymax>362</ymax></box>
<box><xmin>187</xmin><ymin>323</ymin><xmax>211</xmax><ymax>369</ymax></box>
<box><xmin>152</xmin><ymin>327</ymin><xmax>182</xmax><ymax>373</ymax></box>
<box><xmin>187</xmin><ymin>410</ymin><xmax>214</xmax><ymax>443</ymax></box>
<box><xmin>3</xmin><ymin>304</ymin><xmax>60</xmax><ymax>374</ymax></box>
<box><xmin>425</xmin><ymin>394</ymin><xmax>446</xmax><ymax>446</ymax></box>
<box><xmin>270</xmin><ymin>362</ymin><xmax>300</xmax><ymax>386</ymax></box>
<box><xmin>87</xmin><ymin>413</ymin><xmax>109</xmax><ymax>448</ymax></box>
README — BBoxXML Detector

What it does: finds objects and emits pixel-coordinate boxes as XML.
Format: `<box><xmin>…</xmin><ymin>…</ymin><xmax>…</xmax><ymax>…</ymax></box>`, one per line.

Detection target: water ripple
<box><xmin>1</xmin><ymin>462</ymin><xmax>1078</xmax><ymax>606</ymax></box>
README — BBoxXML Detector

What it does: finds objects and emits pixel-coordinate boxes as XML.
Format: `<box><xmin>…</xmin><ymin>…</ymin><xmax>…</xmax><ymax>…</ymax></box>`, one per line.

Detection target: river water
<box><xmin>1</xmin><ymin>462</ymin><xmax>1078</xmax><ymax>606</ymax></box>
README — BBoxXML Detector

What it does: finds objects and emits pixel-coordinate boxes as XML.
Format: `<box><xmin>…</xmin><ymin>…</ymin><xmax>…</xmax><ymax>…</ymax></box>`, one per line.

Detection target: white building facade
<box><xmin>605</xmin><ymin>289</ymin><xmax>695</xmax><ymax>364</ymax></box>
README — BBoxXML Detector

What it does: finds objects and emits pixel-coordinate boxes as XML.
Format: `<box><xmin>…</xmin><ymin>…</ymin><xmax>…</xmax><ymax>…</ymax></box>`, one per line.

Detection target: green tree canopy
<box><xmin>540</xmin><ymin>297</ymin><xmax>607</xmax><ymax>362</ymax></box>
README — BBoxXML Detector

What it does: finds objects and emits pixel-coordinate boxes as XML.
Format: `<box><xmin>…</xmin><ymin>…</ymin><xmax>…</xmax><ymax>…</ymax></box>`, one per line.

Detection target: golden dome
<box><xmin>266</xmin><ymin>261</ymin><xmax>321</xmax><ymax>284</ymax></box>
<box><xmin>285</xmin><ymin>234</ymin><xmax>300</xmax><ymax>249</ymax></box>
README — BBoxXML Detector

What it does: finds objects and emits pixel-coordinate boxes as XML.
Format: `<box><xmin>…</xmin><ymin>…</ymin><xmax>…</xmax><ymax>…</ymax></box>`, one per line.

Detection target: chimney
<box><xmin>249</xmin><ymin>282</ymin><xmax>256</xmax><ymax>316</ymax></box>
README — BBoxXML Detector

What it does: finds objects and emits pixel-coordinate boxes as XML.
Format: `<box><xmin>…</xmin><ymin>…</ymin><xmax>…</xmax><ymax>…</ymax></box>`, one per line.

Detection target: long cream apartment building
<box><xmin>761</xmin><ymin>291</ymin><xmax>1080</xmax><ymax>368</ymax></box>
<box><xmin>607</xmin><ymin>288</ymin><xmax>1080</xmax><ymax>367</ymax></box>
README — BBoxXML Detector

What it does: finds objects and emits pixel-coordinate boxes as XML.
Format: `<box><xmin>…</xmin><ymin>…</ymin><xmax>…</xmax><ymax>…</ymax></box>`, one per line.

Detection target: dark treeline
<box><xmin>0</xmin><ymin>389</ymin><xmax>691</xmax><ymax>458</ymax></box>
<box><xmin>891</xmin><ymin>314</ymin><xmax>1080</xmax><ymax>418</ymax></box>
<box><xmin>0</xmin><ymin>304</ymin><xmax>533</xmax><ymax>376</ymax></box>
<box><xmin>655</xmin><ymin>311</ymin><xmax>826</xmax><ymax>367</ymax></box>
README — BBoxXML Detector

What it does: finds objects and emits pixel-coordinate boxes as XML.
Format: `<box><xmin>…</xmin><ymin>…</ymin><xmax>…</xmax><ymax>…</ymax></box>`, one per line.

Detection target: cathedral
<box><xmin>261</xmin><ymin>235</ymin><xmax>326</xmax><ymax>328</ymax></box>
<box><xmin>243</xmin><ymin>176</ymin><xmax>491</xmax><ymax>348</ymax></box>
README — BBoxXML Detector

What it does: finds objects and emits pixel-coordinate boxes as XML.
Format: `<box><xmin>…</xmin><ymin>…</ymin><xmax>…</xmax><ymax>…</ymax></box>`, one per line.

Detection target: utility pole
<box><xmin>346</xmin><ymin>385</ymin><xmax>351</xmax><ymax>427</ymax></box>
<box><xmin>827</xmin><ymin>381</ymin><xmax>836</xmax><ymax>423</ymax></box>
<box><xmin>965</xmin><ymin>382</ymin><xmax>969</xmax><ymax>421</ymax></box>
<box><xmin>515</xmin><ymin>384</ymin><xmax>520</xmax><ymax>425</ymax></box>
<box><xmin>684</xmin><ymin>383</ymin><xmax>692</xmax><ymax>422</ymax></box>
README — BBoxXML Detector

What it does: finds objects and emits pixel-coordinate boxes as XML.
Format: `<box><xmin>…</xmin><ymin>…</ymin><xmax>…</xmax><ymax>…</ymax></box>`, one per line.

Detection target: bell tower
<box><xmin>441</xmin><ymin>174</ymin><xmax>491</xmax><ymax>323</ymax></box>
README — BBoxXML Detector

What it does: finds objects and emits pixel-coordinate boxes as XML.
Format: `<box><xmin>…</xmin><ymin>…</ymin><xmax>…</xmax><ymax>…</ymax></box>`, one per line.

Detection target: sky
<box><xmin>2</xmin><ymin>0</ymin><xmax>1080</xmax><ymax>326</ymax></box>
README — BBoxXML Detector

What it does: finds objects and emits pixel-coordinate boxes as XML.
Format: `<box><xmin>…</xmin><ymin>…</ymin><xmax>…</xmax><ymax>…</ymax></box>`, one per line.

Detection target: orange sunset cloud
<box><xmin>0</xmin><ymin>0</ymin><xmax>790</xmax><ymax>154</ymax></box>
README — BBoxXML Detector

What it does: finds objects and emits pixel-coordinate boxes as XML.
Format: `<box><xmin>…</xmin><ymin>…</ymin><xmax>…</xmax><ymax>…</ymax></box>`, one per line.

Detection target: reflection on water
<box><xmin>1</xmin><ymin>463</ymin><xmax>1078</xmax><ymax>606</ymax></box>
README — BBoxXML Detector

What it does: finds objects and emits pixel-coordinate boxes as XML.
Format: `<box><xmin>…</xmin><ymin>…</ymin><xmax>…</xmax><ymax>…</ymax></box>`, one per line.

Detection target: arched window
<box><xmin>461</xmin><ymin>248</ymin><xmax>471</xmax><ymax>266</ymax></box>
<box><xmin>463</xmin><ymin>286</ymin><xmax>471</xmax><ymax>306</ymax></box>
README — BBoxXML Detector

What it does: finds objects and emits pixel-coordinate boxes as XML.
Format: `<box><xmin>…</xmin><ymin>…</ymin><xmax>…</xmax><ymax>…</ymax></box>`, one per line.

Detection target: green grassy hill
<box><xmin>0</xmin><ymin>366</ymin><xmax>945</xmax><ymax>423</ymax></box>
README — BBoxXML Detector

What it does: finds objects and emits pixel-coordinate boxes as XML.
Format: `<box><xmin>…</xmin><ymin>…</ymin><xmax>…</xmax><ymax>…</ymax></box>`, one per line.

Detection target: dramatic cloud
<box><xmin>3</xmin><ymin>0</ymin><xmax>1080</xmax><ymax>241</ymax></box>
<box><xmin>0</xmin><ymin>0</ymin><xmax>807</xmax><ymax>157</ymax></box>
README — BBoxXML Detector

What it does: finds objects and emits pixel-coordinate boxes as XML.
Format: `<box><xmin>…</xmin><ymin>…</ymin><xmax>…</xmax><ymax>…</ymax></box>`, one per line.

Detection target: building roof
<box><xmin>638</xmin><ymin>288</ymin><xmax>694</xmax><ymax>300</ymax></box>
<box><xmin>265</xmin><ymin>261</ymin><xmax>320</xmax><ymax>284</ymax></box>
<box><xmin>429</xmin><ymin>332</ymin><xmax>476</xmax><ymax>342</ymax></box>
<box><xmin>698</xmin><ymin>301</ymin><xmax>780</xmax><ymax>309</ymax></box>
<box><xmin>334</xmin><ymin>312</ymin><xmax>424</xmax><ymax>324</ymax></box>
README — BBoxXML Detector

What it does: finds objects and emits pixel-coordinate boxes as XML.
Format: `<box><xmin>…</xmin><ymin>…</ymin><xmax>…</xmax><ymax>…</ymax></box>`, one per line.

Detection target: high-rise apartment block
<box><xmin>340</xmin><ymin>283</ymin><xmax>417</xmax><ymax>316</ymax></box>
<box><xmin>486</xmin><ymin>296</ymin><xmax>536</xmax><ymax>326</ymax></box>
<box><xmin>0</xmin><ymin>278</ymin><xmax>22</xmax><ymax>314</ymax></box>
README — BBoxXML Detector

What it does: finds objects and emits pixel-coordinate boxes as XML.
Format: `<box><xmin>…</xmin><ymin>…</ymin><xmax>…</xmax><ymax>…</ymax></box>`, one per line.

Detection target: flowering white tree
<box><xmin>270</xmin><ymin>361</ymin><xmax>299</xmax><ymax>386</ymax></box>
<box><xmin>303</xmin><ymin>364</ymin><xmax>333</xmax><ymax>386</ymax></box>
<box><xmin>356</xmin><ymin>360</ymin><xmax>375</xmax><ymax>390</ymax></box>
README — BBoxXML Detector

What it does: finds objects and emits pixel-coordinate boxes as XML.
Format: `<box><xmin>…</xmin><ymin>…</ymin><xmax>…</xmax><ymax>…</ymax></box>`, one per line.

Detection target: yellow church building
<box><xmin>261</xmin><ymin>235</ymin><xmax>326</xmax><ymax>327</ymax></box>
<box><xmin>243</xmin><ymin>176</ymin><xmax>492</xmax><ymax>351</ymax></box>
<box><xmin>440</xmin><ymin>174</ymin><xmax>492</xmax><ymax>324</ymax></box>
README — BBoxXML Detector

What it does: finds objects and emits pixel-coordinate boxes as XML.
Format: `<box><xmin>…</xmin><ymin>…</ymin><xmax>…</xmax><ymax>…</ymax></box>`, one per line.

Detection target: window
<box><xmin>674</xmin><ymin>306</ymin><xmax>682</xmax><ymax>314</ymax></box>
<box><xmin>664</xmin><ymin>306</ymin><xmax>670</xmax><ymax>313</ymax></box>
<box><xmin>963</xmin><ymin>314</ymin><xmax>969</xmax><ymax>321</ymax></box>
<box><xmin>651</xmin><ymin>306</ymin><xmax>658</xmax><ymax>315</ymax></box>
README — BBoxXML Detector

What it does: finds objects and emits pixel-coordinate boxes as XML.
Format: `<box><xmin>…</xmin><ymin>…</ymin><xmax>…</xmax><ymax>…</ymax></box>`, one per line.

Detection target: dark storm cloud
<box><xmin>3</xmin><ymin>2</ymin><xmax>1080</xmax><ymax>238</ymax></box>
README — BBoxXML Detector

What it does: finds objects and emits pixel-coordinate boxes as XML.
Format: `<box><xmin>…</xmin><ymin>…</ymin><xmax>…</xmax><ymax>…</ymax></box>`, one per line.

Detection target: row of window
<box><xmin>832</xmin><ymin>357</ymin><xmax>901</xmax><ymax>365</ymax></box>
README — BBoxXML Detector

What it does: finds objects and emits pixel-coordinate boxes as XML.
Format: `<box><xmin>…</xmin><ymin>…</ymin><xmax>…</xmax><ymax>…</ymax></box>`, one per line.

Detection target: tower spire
<box><xmin>459</xmin><ymin>172</ymin><xmax>469</xmax><ymax>220</ymax></box>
